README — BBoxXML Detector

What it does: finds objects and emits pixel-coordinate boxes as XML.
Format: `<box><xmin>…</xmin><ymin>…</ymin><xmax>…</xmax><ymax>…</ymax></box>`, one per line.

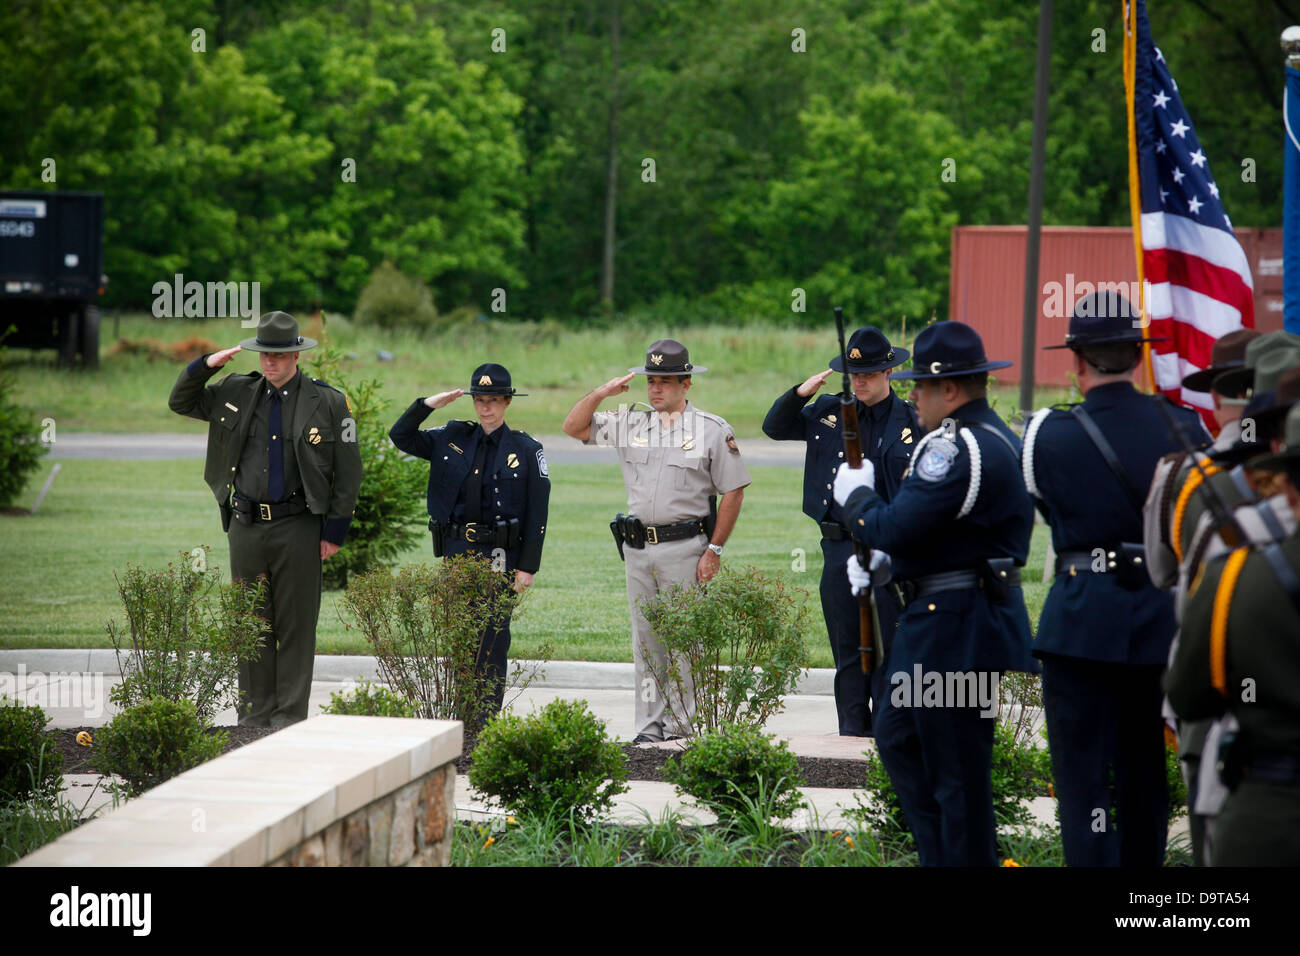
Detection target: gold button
<box><xmin>220</xmin><ymin>417</ymin><xmax>225</xmax><ymax>422</ymax></box>
<box><xmin>231</xmin><ymin>466</ymin><xmax>236</xmax><ymax>472</ymax></box>
<box><xmin>858</xmin><ymin>519</ymin><xmax>864</xmax><ymax>526</ymax></box>
<box><xmin>927</xmin><ymin>603</ymin><xmax>936</xmax><ymax>611</ymax></box>
<box><xmin>826</xmin><ymin>484</ymin><xmax>832</xmax><ymax>489</ymax></box>
<box><xmin>272</xmin><ymin>435</ymin><xmax>277</xmax><ymax>440</ymax></box>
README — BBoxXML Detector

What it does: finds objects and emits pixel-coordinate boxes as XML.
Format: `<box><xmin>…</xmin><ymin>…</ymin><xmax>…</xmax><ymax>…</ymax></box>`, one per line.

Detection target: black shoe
<box><xmin>663</xmin><ymin>735</ymin><xmax>684</xmax><ymax>742</ymax></box>
<box><xmin>632</xmin><ymin>734</ymin><xmax>660</xmax><ymax>744</ymax></box>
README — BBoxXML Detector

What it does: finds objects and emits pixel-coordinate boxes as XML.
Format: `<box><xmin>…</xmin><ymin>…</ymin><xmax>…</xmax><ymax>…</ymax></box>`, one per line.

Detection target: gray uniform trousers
<box><xmin>625</xmin><ymin>534</ymin><xmax>704</xmax><ymax>739</ymax></box>
<box><xmin>228</xmin><ymin>511</ymin><xmax>322</xmax><ymax>727</ymax></box>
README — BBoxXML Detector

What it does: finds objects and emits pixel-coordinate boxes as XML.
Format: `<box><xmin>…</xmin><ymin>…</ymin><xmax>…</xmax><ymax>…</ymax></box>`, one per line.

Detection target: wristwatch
<box><xmin>707</xmin><ymin>543</ymin><xmax>724</xmax><ymax>557</ymax></box>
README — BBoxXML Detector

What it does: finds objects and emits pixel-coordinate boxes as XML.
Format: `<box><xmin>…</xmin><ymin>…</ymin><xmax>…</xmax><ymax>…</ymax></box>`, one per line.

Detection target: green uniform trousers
<box><xmin>229</xmin><ymin>511</ymin><xmax>322</xmax><ymax>727</ymax></box>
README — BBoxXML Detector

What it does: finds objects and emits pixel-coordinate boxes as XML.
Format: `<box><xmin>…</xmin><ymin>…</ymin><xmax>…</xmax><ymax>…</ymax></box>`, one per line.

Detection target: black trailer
<box><xmin>0</xmin><ymin>191</ymin><xmax>106</xmax><ymax>368</ymax></box>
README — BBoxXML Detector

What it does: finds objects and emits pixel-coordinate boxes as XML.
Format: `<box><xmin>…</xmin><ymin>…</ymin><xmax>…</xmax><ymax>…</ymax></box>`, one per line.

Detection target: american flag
<box><xmin>1126</xmin><ymin>0</ymin><xmax>1255</xmax><ymax>426</ymax></box>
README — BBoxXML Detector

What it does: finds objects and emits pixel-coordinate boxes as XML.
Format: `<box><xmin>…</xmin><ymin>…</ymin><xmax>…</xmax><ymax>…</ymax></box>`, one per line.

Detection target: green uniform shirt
<box><xmin>237</xmin><ymin>372</ymin><xmax>304</xmax><ymax>502</ymax></box>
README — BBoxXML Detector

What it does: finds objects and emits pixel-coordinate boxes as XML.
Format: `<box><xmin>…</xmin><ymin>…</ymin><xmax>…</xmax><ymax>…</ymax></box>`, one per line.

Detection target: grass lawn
<box><xmin>0</xmin><ymin>458</ymin><xmax>1054</xmax><ymax>662</ymax></box>
<box><xmin>3</xmin><ymin>313</ymin><xmax>1078</xmax><ymax>438</ymax></box>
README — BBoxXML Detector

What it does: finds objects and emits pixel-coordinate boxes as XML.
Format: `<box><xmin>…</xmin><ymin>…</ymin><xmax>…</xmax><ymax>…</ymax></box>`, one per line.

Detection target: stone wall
<box><xmin>271</xmin><ymin>764</ymin><xmax>455</xmax><ymax>867</ymax></box>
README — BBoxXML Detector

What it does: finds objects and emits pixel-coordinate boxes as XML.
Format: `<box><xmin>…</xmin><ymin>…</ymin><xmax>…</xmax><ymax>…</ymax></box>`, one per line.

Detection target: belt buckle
<box><xmin>464</xmin><ymin>524</ymin><xmax>478</xmax><ymax>543</ymax></box>
<box><xmin>645</xmin><ymin>526</ymin><xmax>659</xmax><ymax>545</ymax></box>
<box><xmin>258</xmin><ymin>503</ymin><xmax>272</xmax><ymax>521</ymax></box>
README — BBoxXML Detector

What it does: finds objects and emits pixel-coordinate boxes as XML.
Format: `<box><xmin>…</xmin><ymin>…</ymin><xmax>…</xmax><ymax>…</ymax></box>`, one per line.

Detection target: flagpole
<box><xmin>1019</xmin><ymin>0</ymin><xmax>1053</xmax><ymax>419</ymax></box>
<box><xmin>1123</xmin><ymin>0</ymin><xmax>1154</xmax><ymax>393</ymax></box>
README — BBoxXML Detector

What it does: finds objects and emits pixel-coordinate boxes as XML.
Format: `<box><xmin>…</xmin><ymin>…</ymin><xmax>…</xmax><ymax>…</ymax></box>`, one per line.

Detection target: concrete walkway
<box><xmin>2</xmin><ymin>650</ymin><xmax>1089</xmax><ymax>837</ymax></box>
<box><xmin>46</xmin><ymin>432</ymin><xmax>807</xmax><ymax>467</ymax></box>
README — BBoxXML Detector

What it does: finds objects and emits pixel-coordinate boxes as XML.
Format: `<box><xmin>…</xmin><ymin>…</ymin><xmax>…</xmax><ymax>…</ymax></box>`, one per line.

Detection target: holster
<box><xmin>980</xmin><ymin>557</ymin><xmax>1016</xmax><ymax>604</ymax></box>
<box><xmin>429</xmin><ymin>517</ymin><xmax>446</xmax><ymax>557</ymax></box>
<box><xmin>1113</xmin><ymin>542</ymin><xmax>1149</xmax><ymax>591</ymax></box>
<box><xmin>499</xmin><ymin>517</ymin><xmax>522</xmax><ymax>549</ymax></box>
<box><xmin>611</xmin><ymin>513</ymin><xmax>647</xmax><ymax>560</ymax></box>
<box><xmin>220</xmin><ymin>501</ymin><xmax>233</xmax><ymax>533</ymax></box>
<box><xmin>609</xmin><ymin>518</ymin><xmax>626</xmax><ymax>562</ymax></box>
<box><xmin>1216</xmin><ymin>726</ymin><xmax>1247</xmax><ymax>792</ymax></box>
<box><xmin>705</xmin><ymin>494</ymin><xmax>718</xmax><ymax>539</ymax></box>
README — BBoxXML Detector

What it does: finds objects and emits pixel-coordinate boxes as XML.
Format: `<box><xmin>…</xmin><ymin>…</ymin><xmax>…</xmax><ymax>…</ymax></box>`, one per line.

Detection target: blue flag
<box><xmin>1285</xmin><ymin>65</ymin><xmax>1300</xmax><ymax>333</ymax></box>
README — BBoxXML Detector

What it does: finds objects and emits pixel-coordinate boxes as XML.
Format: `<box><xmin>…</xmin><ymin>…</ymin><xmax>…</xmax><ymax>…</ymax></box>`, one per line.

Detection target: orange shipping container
<box><xmin>949</xmin><ymin>225</ymin><xmax>1283</xmax><ymax>386</ymax></box>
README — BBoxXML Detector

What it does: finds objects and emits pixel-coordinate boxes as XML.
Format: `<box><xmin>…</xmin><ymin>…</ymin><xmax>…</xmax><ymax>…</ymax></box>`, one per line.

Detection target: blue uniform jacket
<box><xmin>842</xmin><ymin>398</ymin><xmax>1036</xmax><ymax>673</ymax></box>
<box><xmin>1024</xmin><ymin>382</ymin><xmax>1206</xmax><ymax>667</ymax></box>
<box><xmin>389</xmin><ymin>399</ymin><xmax>551</xmax><ymax>574</ymax></box>
<box><xmin>762</xmin><ymin>388</ymin><xmax>920</xmax><ymax>517</ymax></box>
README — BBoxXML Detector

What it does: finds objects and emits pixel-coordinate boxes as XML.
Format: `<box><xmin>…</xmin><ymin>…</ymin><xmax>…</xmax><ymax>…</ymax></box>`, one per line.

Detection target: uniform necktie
<box><xmin>269</xmin><ymin>391</ymin><xmax>285</xmax><ymax>502</ymax></box>
<box><xmin>465</xmin><ymin>438</ymin><xmax>488</xmax><ymax>521</ymax></box>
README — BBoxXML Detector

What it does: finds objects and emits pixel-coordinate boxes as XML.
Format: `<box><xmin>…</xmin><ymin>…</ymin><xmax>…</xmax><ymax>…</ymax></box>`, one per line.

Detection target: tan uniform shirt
<box><xmin>586</xmin><ymin>400</ymin><xmax>751</xmax><ymax>525</ymax></box>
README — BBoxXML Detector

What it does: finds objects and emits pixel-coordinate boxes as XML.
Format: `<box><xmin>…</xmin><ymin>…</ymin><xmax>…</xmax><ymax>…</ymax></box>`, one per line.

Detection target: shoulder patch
<box><xmin>726</xmin><ymin>434</ymin><xmax>739</xmax><ymax>454</ymax></box>
<box><xmin>536</xmin><ymin>449</ymin><xmax>549</xmax><ymax>477</ymax></box>
<box><xmin>916</xmin><ymin>436</ymin><xmax>959</xmax><ymax>482</ymax></box>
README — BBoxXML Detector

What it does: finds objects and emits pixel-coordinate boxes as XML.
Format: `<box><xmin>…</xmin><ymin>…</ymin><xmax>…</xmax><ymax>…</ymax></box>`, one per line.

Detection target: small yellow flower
<box><xmin>483</xmin><ymin>836</ymin><xmax>495</xmax><ymax>849</ymax></box>
<box><xmin>830</xmin><ymin>830</ymin><xmax>842</xmax><ymax>838</ymax></box>
<box><xmin>844</xmin><ymin>836</ymin><xmax>854</xmax><ymax>848</ymax></box>
<box><xmin>507</xmin><ymin>816</ymin><xmax>518</xmax><ymax>826</ymax></box>
<box><xmin>1002</xmin><ymin>858</ymin><xmax>1022</xmax><ymax>867</ymax></box>
<box><xmin>1048</xmin><ymin>783</ymin><xmax>1055</xmax><ymax>800</ymax></box>
<box><xmin>76</xmin><ymin>731</ymin><xmax>93</xmax><ymax>747</ymax></box>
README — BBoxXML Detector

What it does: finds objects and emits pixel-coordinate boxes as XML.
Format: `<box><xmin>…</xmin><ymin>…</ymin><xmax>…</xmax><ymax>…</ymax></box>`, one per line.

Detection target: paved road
<box><xmin>47</xmin><ymin>432</ymin><xmax>806</xmax><ymax>466</ymax></box>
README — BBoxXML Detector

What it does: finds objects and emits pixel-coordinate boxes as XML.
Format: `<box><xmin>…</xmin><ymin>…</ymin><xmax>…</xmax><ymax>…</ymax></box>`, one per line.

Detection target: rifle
<box><xmin>835</xmin><ymin>306</ymin><xmax>876</xmax><ymax>675</ymax></box>
<box><xmin>1152</xmin><ymin>396</ymin><xmax>1246</xmax><ymax>551</ymax></box>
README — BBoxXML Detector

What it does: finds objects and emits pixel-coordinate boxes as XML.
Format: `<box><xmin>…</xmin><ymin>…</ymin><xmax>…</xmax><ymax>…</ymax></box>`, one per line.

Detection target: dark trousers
<box><xmin>873</xmin><ymin>683</ymin><xmax>999</xmax><ymax>866</ymax></box>
<box><xmin>228</xmin><ymin>512</ymin><xmax>322</xmax><ymax>728</ymax></box>
<box><xmin>819</xmin><ymin>538</ymin><xmax>897</xmax><ymax>736</ymax></box>
<box><xmin>1041</xmin><ymin>656</ymin><xmax>1169</xmax><ymax>866</ymax></box>
<box><xmin>443</xmin><ymin>538</ymin><xmax>518</xmax><ymax>729</ymax></box>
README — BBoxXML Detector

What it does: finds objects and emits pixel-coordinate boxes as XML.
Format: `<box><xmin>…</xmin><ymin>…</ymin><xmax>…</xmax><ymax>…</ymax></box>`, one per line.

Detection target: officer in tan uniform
<box><xmin>562</xmin><ymin>339</ymin><xmax>751</xmax><ymax>742</ymax></box>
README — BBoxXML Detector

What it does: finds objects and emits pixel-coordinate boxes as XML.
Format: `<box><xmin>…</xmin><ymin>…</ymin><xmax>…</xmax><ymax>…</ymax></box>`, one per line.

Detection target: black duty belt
<box><xmin>231</xmin><ymin>492</ymin><xmax>308</xmax><ymax>523</ymax></box>
<box><xmin>447</xmin><ymin>519</ymin><xmax>521</xmax><ymax>548</ymax></box>
<box><xmin>1246</xmin><ymin>752</ymin><xmax>1300</xmax><ymax>787</ymax></box>
<box><xmin>819</xmin><ymin>521</ymin><xmax>849</xmax><ymax>541</ymax></box>
<box><xmin>892</xmin><ymin>560</ymin><xmax>1022</xmax><ymax>608</ymax></box>
<box><xmin>1055</xmin><ymin>543</ymin><xmax>1149</xmax><ymax>590</ymax></box>
<box><xmin>643</xmin><ymin>517</ymin><xmax>707</xmax><ymax>545</ymax></box>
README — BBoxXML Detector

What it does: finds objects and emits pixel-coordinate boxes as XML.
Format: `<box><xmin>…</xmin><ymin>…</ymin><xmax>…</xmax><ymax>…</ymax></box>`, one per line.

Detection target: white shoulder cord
<box><xmin>1021</xmin><ymin>407</ymin><xmax>1052</xmax><ymax>499</ymax></box>
<box><xmin>956</xmin><ymin>427</ymin><xmax>982</xmax><ymax>518</ymax></box>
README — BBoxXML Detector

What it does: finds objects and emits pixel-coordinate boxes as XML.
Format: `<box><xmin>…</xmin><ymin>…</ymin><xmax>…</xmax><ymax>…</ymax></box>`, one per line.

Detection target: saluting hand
<box><xmin>206</xmin><ymin>346</ymin><xmax>242</xmax><ymax>368</ymax></box>
<box><xmin>596</xmin><ymin>373</ymin><xmax>635</xmax><ymax>399</ymax></box>
<box><xmin>796</xmin><ymin>369</ymin><xmax>834</xmax><ymax>398</ymax></box>
<box><xmin>424</xmin><ymin>389</ymin><xmax>464</xmax><ymax>410</ymax></box>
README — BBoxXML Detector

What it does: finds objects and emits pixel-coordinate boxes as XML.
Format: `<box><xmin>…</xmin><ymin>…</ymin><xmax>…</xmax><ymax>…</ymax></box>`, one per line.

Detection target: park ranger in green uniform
<box><xmin>1164</xmin><ymin>402</ymin><xmax>1300</xmax><ymax>866</ymax></box>
<box><xmin>168</xmin><ymin>311</ymin><xmax>362</xmax><ymax>727</ymax></box>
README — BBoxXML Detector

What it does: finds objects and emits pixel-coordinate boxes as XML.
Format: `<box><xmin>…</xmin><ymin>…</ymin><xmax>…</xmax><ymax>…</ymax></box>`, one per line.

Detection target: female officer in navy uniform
<box><xmin>389</xmin><ymin>363</ymin><xmax>550</xmax><ymax>727</ymax></box>
<box><xmin>763</xmin><ymin>326</ymin><xmax>919</xmax><ymax>736</ymax></box>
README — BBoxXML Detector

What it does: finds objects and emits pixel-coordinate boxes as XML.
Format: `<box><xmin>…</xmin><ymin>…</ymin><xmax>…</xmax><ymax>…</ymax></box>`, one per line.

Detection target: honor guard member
<box><xmin>1165</xmin><ymin>369</ymin><xmax>1300</xmax><ymax>864</ymax></box>
<box><xmin>1165</xmin><ymin>402</ymin><xmax>1300</xmax><ymax>866</ymax></box>
<box><xmin>168</xmin><ymin>311</ymin><xmax>362</xmax><ymax>727</ymax></box>
<box><xmin>832</xmin><ymin>321</ymin><xmax>1035</xmax><ymax>866</ymax></box>
<box><xmin>1141</xmin><ymin>326</ymin><xmax>1255</xmax><ymax>865</ymax></box>
<box><xmin>762</xmin><ymin>326</ymin><xmax>919</xmax><ymax>737</ymax></box>
<box><xmin>389</xmin><ymin>364</ymin><xmax>550</xmax><ymax>728</ymax></box>
<box><xmin>562</xmin><ymin>339</ymin><xmax>750</xmax><ymax>743</ymax></box>
<box><xmin>1022</xmin><ymin>291</ymin><xmax>1205</xmax><ymax>867</ymax></box>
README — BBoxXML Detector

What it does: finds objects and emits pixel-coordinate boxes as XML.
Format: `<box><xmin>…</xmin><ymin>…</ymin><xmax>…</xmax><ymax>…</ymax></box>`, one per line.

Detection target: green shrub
<box><xmin>323</xmin><ymin>680</ymin><xmax>421</xmax><ymax>717</ymax></box>
<box><xmin>308</xmin><ymin>341</ymin><xmax>428</xmax><ymax>589</ymax></box>
<box><xmin>0</xmin><ymin>701</ymin><xmax>63</xmax><ymax>804</ymax></box>
<box><xmin>353</xmin><ymin>262</ymin><xmax>440</xmax><ymax>330</ymax></box>
<box><xmin>468</xmin><ymin>699</ymin><xmax>628</xmax><ymax>824</ymax></box>
<box><xmin>640</xmin><ymin>565</ymin><xmax>809</xmax><ymax>734</ymax></box>
<box><xmin>0</xmin><ymin>329</ymin><xmax>48</xmax><ymax>507</ymax></box>
<box><xmin>107</xmin><ymin>548</ymin><xmax>268</xmax><ymax>723</ymax></box>
<box><xmin>342</xmin><ymin>557</ymin><xmax>548</xmax><ymax>731</ymax></box>
<box><xmin>91</xmin><ymin>698</ymin><xmax>226</xmax><ymax>797</ymax></box>
<box><xmin>664</xmin><ymin>723</ymin><xmax>805</xmax><ymax>824</ymax></box>
<box><xmin>0</xmin><ymin>794</ymin><xmax>82</xmax><ymax>865</ymax></box>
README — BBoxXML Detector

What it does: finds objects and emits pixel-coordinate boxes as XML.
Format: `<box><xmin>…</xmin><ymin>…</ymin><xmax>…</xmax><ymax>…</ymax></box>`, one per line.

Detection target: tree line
<box><xmin>1</xmin><ymin>0</ymin><xmax>1286</xmax><ymax>326</ymax></box>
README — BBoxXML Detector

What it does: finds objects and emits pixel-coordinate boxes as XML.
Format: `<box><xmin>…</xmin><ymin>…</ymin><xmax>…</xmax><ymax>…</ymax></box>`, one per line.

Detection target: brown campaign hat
<box><xmin>629</xmin><ymin>338</ymin><xmax>706</xmax><ymax>375</ymax></box>
<box><xmin>1213</xmin><ymin>330</ymin><xmax>1300</xmax><ymax>396</ymax></box>
<box><xmin>1181</xmin><ymin>328</ymin><xmax>1260</xmax><ymax>393</ymax></box>
<box><xmin>1249</xmin><ymin>402</ymin><xmax>1300</xmax><ymax>472</ymax></box>
<box><xmin>238</xmin><ymin>311</ymin><xmax>317</xmax><ymax>353</ymax></box>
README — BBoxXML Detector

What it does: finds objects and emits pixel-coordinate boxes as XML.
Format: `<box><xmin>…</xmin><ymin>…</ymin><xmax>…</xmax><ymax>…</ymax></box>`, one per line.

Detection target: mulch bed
<box><xmin>55</xmin><ymin>725</ymin><xmax>278</xmax><ymax>775</ymax></box>
<box><xmin>58</xmin><ymin>725</ymin><xmax>867</xmax><ymax>790</ymax></box>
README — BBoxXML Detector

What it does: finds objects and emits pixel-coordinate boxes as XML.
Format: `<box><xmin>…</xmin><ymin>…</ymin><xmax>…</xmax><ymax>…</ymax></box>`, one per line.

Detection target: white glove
<box><xmin>846</xmin><ymin>550</ymin><xmax>892</xmax><ymax>596</ymax></box>
<box><xmin>832</xmin><ymin>459</ymin><xmax>876</xmax><ymax>506</ymax></box>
